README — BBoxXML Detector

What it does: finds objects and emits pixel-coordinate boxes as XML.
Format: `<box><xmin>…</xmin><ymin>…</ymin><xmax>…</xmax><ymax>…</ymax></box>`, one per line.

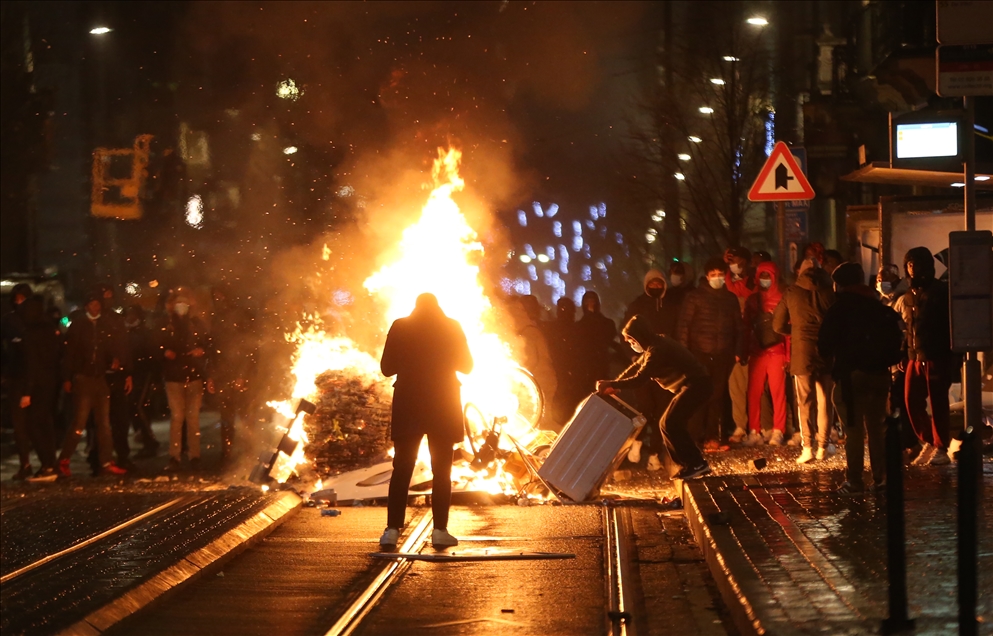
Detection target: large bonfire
<box><xmin>263</xmin><ymin>148</ymin><xmax>548</xmax><ymax>497</ymax></box>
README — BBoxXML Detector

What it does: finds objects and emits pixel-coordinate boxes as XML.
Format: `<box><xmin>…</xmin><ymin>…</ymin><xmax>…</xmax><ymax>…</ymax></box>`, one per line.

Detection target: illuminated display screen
<box><xmin>895</xmin><ymin>122</ymin><xmax>958</xmax><ymax>159</ymax></box>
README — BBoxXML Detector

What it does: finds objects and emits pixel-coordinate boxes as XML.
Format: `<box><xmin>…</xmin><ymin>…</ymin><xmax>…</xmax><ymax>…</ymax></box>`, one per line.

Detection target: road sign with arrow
<box><xmin>747</xmin><ymin>141</ymin><xmax>816</xmax><ymax>202</ymax></box>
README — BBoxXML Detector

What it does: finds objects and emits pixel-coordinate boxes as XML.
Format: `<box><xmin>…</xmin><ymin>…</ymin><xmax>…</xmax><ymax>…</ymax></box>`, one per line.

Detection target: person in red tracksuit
<box><xmin>737</xmin><ymin>261</ymin><xmax>788</xmax><ymax>446</ymax></box>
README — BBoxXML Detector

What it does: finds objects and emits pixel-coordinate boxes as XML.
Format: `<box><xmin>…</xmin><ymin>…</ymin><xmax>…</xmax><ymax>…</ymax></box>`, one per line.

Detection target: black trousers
<box><xmin>107</xmin><ymin>372</ymin><xmax>131</xmax><ymax>463</ymax></box>
<box><xmin>688</xmin><ymin>352</ymin><xmax>734</xmax><ymax>444</ymax></box>
<box><xmin>387</xmin><ymin>435</ymin><xmax>454</xmax><ymax>531</ymax></box>
<box><xmin>660</xmin><ymin>378</ymin><xmax>711</xmax><ymax>475</ymax></box>
<box><xmin>13</xmin><ymin>387</ymin><xmax>58</xmax><ymax>469</ymax></box>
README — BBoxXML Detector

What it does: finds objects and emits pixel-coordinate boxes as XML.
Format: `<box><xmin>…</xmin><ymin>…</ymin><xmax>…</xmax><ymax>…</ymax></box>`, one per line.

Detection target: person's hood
<box><xmin>796</xmin><ymin>267</ymin><xmax>829</xmax><ymax>291</ymax></box>
<box><xmin>903</xmin><ymin>246</ymin><xmax>935</xmax><ymax>285</ymax></box>
<box><xmin>755</xmin><ymin>260</ymin><xmax>779</xmax><ymax>284</ymax></box>
<box><xmin>643</xmin><ymin>269</ymin><xmax>666</xmax><ymax>295</ymax></box>
<box><xmin>621</xmin><ymin>314</ymin><xmax>654</xmax><ymax>351</ymax></box>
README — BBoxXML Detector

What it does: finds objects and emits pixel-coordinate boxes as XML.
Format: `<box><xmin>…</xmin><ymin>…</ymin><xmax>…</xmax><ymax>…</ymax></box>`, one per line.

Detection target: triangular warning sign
<box><xmin>747</xmin><ymin>142</ymin><xmax>815</xmax><ymax>202</ymax></box>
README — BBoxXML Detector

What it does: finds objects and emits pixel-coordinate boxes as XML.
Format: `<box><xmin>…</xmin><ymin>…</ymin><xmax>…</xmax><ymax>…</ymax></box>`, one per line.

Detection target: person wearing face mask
<box><xmin>737</xmin><ymin>261</ymin><xmax>788</xmax><ymax>447</ymax></box>
<box><xmin>875</xmin><ymin>264</ymin><xmax>903</xmax><ymax>307</ymax></box>
<box><xmin>897</xmin><ymin>247</ymin><xmax>955</xmax><ymax>466</ymax></box>
<box><xmin>58</xmin><ymin>290</ymin><xmax>130</xmax><ymax>477</ymax></box>
<box><xmin>597</xmin><ymin>314</ymin><xmax>713</xmax><ymax>480</ymax></box>
<box><xmin>676</xmin><ymin>258</ymin><xmax>742</xmax><ymax>449</ymax></box>
<box><xmin>158</xmin><ymin>288</ymin><xmax>214</xmax><ymax>471</ymax></box>
<box><xmin>773</xmin><ymin>258</ymin><xmax>836</xmax><ymax>464</ymax></box>
<box><xmin>723</xmin><ymin>247</ymin><xmax>757</xmax><ymax>443</ymax></box>
<box><xmin>623</xmin><ymin>269</ymin><xmax>678</xmax><ymax>468</ymax></box>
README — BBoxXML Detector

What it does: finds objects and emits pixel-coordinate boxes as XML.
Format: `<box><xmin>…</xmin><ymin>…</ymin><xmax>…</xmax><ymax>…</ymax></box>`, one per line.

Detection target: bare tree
<box><xmin>624</xmin><ymin>3</ymin><xmax>773</xmax><ymax>263</ymax></box>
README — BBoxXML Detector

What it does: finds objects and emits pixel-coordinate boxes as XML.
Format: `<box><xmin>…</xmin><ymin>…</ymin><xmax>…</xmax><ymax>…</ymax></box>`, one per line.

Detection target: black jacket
<box><xmin>899</xmin><ymin>279</ymin><xmax>951</xmax><ymax>363</ymax></box>
<box><xmin>63</xmin><ymin>312</ymin><xmax>127</xmax><ymax>380</ymax></box>
<box><xmin>157</xmin><ymin>315</ymin><xmax>211</xmax><ymax>383</ymax></box>
<box><xmin>773</xmin><ymin>268</ymin><xmax>835</xmax><ymax>375</ymax></box>
<box><xmin>818</xmin><ymin>286</ymin><xmax>902</xmax><ymax>377</ymax></box>
<box><xmin>574</xmin><ymin>310</ymin><xmax>617</xmax><ymax>392</ymax></box>
<box><xmin>381</xmin><ymin>304</ymin><xmax>473</xmax><ymax>444</ymax></box>
<box><xmin>10</xmin><ymin>300</ymin><xmax>61</xmax><ymax>398</ymax></box>
<box><xmin>675</xmin><ymin>285</ymin><xmax>741</xmax><ymax>357</ymax></box>
<box><xmin>611</xmin><ymin>314</ymin><xmax>709</xmax><ymax>393</ymax></box>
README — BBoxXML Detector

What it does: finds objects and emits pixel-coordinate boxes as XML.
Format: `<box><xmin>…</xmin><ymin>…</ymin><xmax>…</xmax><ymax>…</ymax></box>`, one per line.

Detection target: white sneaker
<box><xmin>646</xmin><ymin>454</ymin><xmax>662</xmax><ymax>471</ymax></box>
<box><xmin>729</xmin><ymin>427</ymin><xmax>747</xmax><ymax>444</ymax></box>
<box><xmin>762</xmin><ymin>429</ymin><xmax>774</xmax><ymax>442</ymax></box>
<box><xmin>928</xmin><ymin>449</ymin><xmax>951</xmax><ymax>466</ymax></box>
<box><xmin>768</xmin><ymin>430</ymin><xmax>785</xmax><ymax>446</ymax></box>
<box><xmin>816</xmin><ymin>444</ymin><xmax>836</xmax><ymax>461</ymax></box>
<box><xmin>432</xmin><ymin>528</ymin><xmax>459</xmax><ymax>548</ymax></box>
<box><xmin>910</xmin><ymin>443</ymin><xmax>933</xmax><ymax>466</ymax></box>
<box><xmin>379</xmin><ymin>527</ymin><xmax>400</xmax><ymax>547</ymax></box>
<box><xmin>742</xmin><ymin>431</ymin><xmax>764</xmax><ymax>447</ymax></box>
<box><xmin>796</xmin><ymin>448</ymin><xmax>815</xmax><ymax>464</ymax></box>
<box><xmin>627</xmin><ymin>440</ymin><xmax>643</xmax><ymax>464</ymax></box>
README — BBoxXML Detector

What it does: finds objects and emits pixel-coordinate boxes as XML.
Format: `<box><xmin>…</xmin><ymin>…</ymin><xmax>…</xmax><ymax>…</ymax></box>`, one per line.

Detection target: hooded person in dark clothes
<box><xmin>2</xmin><ymin>283</ymin><xmax>34</xmax><ymax>479</ymax></box>
<box><xmin>623</xmin><ymin>269</ymin><xmax>668</xmax><ymax>336</ymax></box>
<box><xmin>546</xmin><ymin>297</ymin><xmax>583</xmax><ymax>422</ymax></box>
<box><xmin>379</xmin><ymin>293</ymin><xmax>472</xmax><ymax>549</ymax></box>
<box><xmin>898</xmin><ymin>246</ymin><xmax>956</xmax><ymax>466</ymax></box>
<box><xmin>597</xmin><ymin>314</ymin><xmax>713</xmax><ymax>480</ymax></box>
<box><xmin>59</xmin><ymin>290</ymin><xmax>130</xmax><ymax>477</ymax></box>
<box><xmin>819</xmin><ymin>263</ymin><xmax>903</xmax><ymax>494</ymax></box>
<box><xmin>623</xmin><ymin>270</ymin><xmax>677</xmax><ymax>468</ymax></box>
<box><xmin>574</xmin><ymin>291</ymin><xmax>617</xmax><ymax>396</ymax></box>
<box><xmin>676</xmin><ymin>258</ymin><xmax>742</xmax><ymax>447</ymax></box>
<box><xmin>10</xmin><ymin>296</ymin><xmax>62</xmax><ymax>480</ymax></box>
<box><xmin>124</xmin><ymin>305</ymin><xmax>160</xmax><ymax>457</ymax></box>
<box><xmin>773</xmin><ymin>258</ymin><xmax>835</xmax><ymax>464</ymax></box>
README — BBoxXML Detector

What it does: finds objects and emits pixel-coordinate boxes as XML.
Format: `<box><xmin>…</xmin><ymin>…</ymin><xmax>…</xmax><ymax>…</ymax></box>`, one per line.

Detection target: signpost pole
<box><xmin>958</xmin><ymin>93</ymin><xmax>980</xmax><ymax>636</ymax></box>
<box><xmin>776</xmin><ymin>201</ymin><xmax>786</xmax><ymax>271</ymax></box>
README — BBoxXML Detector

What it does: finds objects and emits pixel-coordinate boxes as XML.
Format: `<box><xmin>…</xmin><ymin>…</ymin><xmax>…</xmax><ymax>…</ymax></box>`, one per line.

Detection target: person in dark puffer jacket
<box><xmin>597</xmin><ymin>314</ymin><xmax>713</xmax><ymax>480</ymax></box>
<box><xmin>819</xmin><ymin>262</ymin><xmax>902</xmax><ymax>494</ymax></box>
<box><xmin>773</xmin><ymin>259</ymin><xmax>835</xmax><ymax>464</ymax></box>
<box><xmin>676</xmin><ymin>257</ymin><xmax>742</xmax><ymax>447</ymax></box>
<box><xmin>898</xmin><ymin>246</ymin><xmax>956</xmax><ymax>466</ymax></box>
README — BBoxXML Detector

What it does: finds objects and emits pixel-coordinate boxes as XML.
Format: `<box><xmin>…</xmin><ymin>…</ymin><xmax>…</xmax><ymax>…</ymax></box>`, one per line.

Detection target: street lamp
<box><xmin>723</xmin><ymin>55</ymin><xmax>739</xmax><ymax>62</ymax></box>
<box><xmin>746</xmin><ymin>16</ymin><xmax>768</xmax><ymax>26</ymax></box>
<box><xmin>710</xmin><ymin>78</ymin><xmax>726</xmax><ymax>85</ymax></box>
<box><xmin>688</xmin><ymin>136</ymin><xmax>702</xmax><ymax>143</ymax></box>
<box><xmin>89</xmin><ymin>26</ymin><xmax>112</xmax><ymax>35</ymax></box>
<box><xmin>677</xmin><ymin>153</ymin><xmax>691</xmax><ymax>161</ymax></box>
<box><xmin>699</xmin><ymin>106</ymin><xmax>714</xmax><ymax>114</ymax></box>
<box><xmin>674</xmin><ymin>172</ymin><xmax>686</xmax><ymax>181</ymax></box>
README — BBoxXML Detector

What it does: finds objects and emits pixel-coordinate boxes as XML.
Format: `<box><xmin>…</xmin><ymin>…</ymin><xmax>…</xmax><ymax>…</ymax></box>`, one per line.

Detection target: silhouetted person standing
<box><xmin>380</xmin><ymin>294</ymin><xmax>473</xmax><ymax>549</ymax></box>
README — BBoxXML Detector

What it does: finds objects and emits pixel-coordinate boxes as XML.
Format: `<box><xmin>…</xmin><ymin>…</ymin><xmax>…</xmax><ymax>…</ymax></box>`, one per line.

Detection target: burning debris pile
<box><xmin>308</xmin><ymin>371</ymin><xmax>393</xmax><ymax>474</ymax></box>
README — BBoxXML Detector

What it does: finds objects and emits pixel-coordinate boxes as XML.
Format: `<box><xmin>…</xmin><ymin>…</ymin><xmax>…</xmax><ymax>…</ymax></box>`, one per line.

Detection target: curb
<box><xmin>680</xmin><ymin>480</ymin><xmax>766</xmax><ymax>636</ymax></box>
<box><xmin>57</xmin><ymin>490</ymin><xmax>302</xmax><ymax>636</ymax></box>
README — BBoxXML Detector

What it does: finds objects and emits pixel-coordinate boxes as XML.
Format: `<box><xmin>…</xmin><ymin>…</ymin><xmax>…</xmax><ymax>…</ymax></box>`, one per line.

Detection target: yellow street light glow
<box><xmin>699</xmin><ymin>106</ymin><xmax>714</xmax><ymax>114</ymax></box>
<box><xmin>519</xmin><ymin>255</ymin><xmax>532</xmax><ymax>263</ymax></box>
<box><xmin>536</xmin><ymin>254</ymin><xmax>550</xmax><ymax>263</ymax></box>
<box><xmin>710</xmin><ymin>78</ymin><xmax>726</xmax><ymax>85</ymax></box>
<box><xmin>283</xmin><ymin>146</ymin><xmax>298</xmax><ymax>155</ymax></box>
<box><xmin>723</xmin><ymin>55</ymin><xmax>739</xmax><ymax>62</ymax></box>
<box><xmin>678</xmin><ymin>153</ymin><xmax>691</xmax><ymax>161</ymax></box>
<box><xmin>674</xmin><ymin>172</ymin><xmax>686</xmax><ymax>181</ymax></box>
<box><xmin>747</xmin><ymin>17</ymin><xmax>769</xmax><ymax>26</ymax></box>
<box><xmin>688</xmin><ymin>136</ymin><xmax>702</xmax><ymax>143</ymax></box>
<box><xmin>90</xmin><ymin>27</ymin><xmax>112</xmax><ymax>35</ymax></box>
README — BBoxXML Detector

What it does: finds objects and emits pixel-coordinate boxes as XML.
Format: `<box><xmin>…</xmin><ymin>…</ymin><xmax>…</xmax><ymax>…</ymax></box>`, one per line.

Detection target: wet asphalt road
<box><xmin>117</xmin><ymin>502</ymin><xmax>731</xmax><ymax>636</ymax></box>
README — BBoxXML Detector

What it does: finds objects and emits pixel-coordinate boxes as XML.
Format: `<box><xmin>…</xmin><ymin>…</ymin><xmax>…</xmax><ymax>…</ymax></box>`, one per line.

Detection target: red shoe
<box><xmin>57</xmin><ymin>459</ymin><xmax>71</xmax><ymax>478</ymax></box>
<box><xmin>101</xmin><ymin>462</ymin><xmax>127</xmax><ymax>476</ymax></box>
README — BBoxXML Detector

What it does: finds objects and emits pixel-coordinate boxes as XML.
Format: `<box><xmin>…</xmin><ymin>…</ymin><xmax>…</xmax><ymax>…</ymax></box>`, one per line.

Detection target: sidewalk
<box><xmin>682</xmin><ymin>463</ymin><xmax>993</xmax><ymax>635</ymax></box>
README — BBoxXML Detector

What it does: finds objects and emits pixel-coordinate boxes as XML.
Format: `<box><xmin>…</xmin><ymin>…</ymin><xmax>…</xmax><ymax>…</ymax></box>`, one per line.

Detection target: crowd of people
<box><xmin>1</xmin><ymin>283</ymin><xmax>258</xmax><ymax>481</ymax></box>
<box><xmin>510</xmin><ymin>241</ymin><xmax>972</xmax><ymax>492</ymax></box>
